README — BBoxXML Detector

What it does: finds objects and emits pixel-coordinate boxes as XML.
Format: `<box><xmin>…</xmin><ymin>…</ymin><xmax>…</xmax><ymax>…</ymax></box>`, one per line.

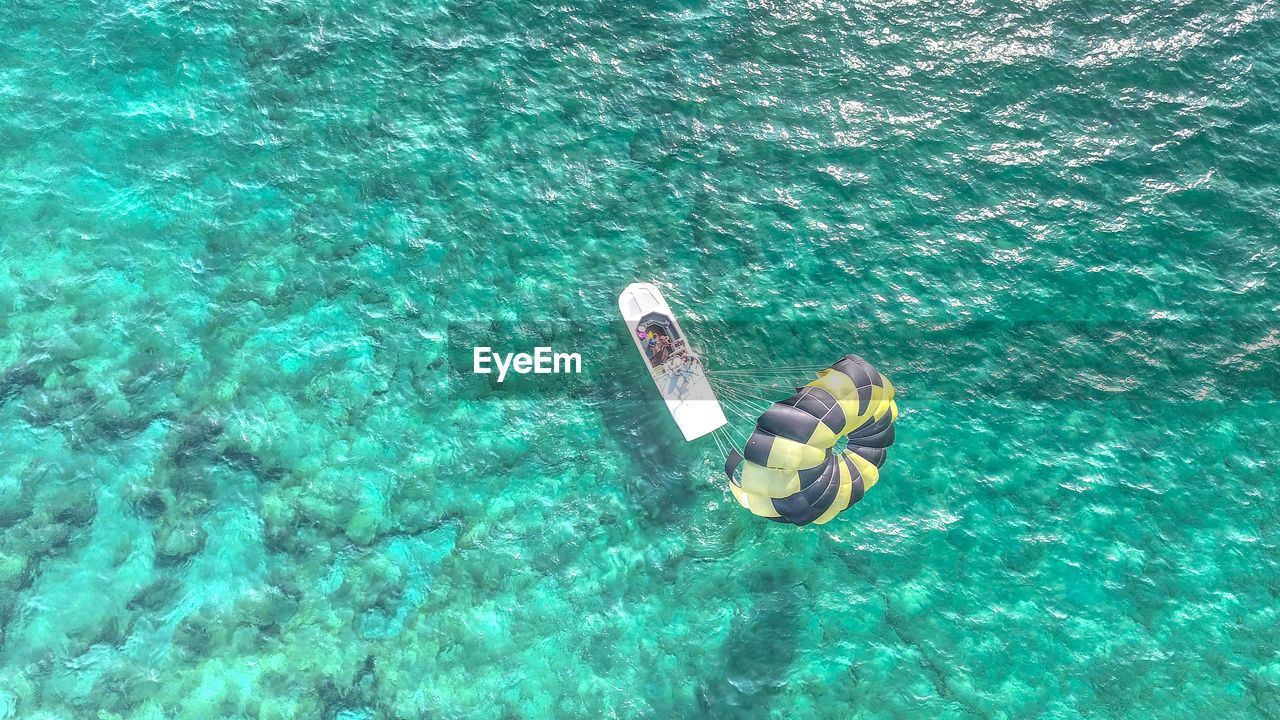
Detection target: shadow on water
<box><xmin>593</xmin><ymin>343</ymin><xmax>708</xmax><ymax>528</ymax></box>
<box><xmin>698</xmin><ymin>568</ymin><xmax>807</xmax><ymax>720</ymax></box>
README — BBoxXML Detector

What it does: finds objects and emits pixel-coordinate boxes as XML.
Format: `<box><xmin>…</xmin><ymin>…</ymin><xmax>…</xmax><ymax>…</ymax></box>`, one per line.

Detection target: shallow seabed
<box><xmin>2</xmin><ymin>0</ymin><xmax>1279</xmax><ymax>718</ymax></box>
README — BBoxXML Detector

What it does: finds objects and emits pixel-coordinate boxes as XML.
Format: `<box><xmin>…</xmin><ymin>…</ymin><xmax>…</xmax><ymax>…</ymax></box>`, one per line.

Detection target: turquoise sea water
<box><xmin>2</xmin><ymin>0</ymin><xmax>1279</xmax><ymax>717</ymax></box>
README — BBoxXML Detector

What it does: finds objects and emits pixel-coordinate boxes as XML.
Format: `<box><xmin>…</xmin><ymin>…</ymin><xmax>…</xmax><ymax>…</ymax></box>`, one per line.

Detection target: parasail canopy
<box><xmin>720</xmin><ymin>354</ymin><xmax>898</xmax><ymax>526</ymax></box>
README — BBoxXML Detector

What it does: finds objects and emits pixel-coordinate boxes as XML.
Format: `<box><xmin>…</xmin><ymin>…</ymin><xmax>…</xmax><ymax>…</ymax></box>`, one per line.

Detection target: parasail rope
<box><xmin>706</xmin><ymin>361</ymin><xmax>828</xmax><ymax>370</ymax></box>
<box><xmin>713</xmin><ymin>425</ymin><xmax>746</xmax><ymax>456</ymax></box>
<box><xmin>707</xmin><ymin>371</ymin><xmax>809</xmax><ymax>383</ymax></box>
<box><xmin>707</xmin><ymin>373</ymin><xmax>819</xmax><ymax>384</ymax></box>
<box><xmin>710</xmin><ymin>395</ymin><xmax>753</xmax><ymax>446</ymax></box>
<box><xmin>720</xmin><ymin>420</ymin><xmax>750</xmax><ymax>451</ymax></box>
<box><xmin>713</xmin><ymin>393</ymin><xmax>770</xmax><ymax>441</ymax></box>
<box><xmin>717</xmin><ymin>393</ymin><xmax>770</xmax><ymax>418</ymax></box>
<box><xmin>712</xmin><ymin>381</ymin><xmax>768</xmax><ymax>409</ymax></box>
<box><xmin>711</xmin><ymin>427</ymin><xmax>726</xmax><ymax>452</ymax></box>
<box><xmin>705</xmin><ymin>364</ymin><xmax>826</xmax><ymax>375</ymax></box>
<box><xmin>706</xmin><ymin>371</ymin><xmax>822</xmax><ymax>387</ymax></box>
<box><xmin>710</xmin><ymin>428</ymin><xmax>728</xmax><ymax>462</ymax></box>
<box><xmin>714</xmin><ymin>381</ymin><xmax>774</xmax><ymax>409</ymax></box>
<box><xmin>711</xmin><ymin>380</ymin><xmax>785</xmax><ymax>408</ymax></box>
<box><xmin>710</xmin><ymin>366</ymin><xmax>835</xmax><ymax>454</ymax></box>
<box><xmin>718</xmin><ymin>399</ymin><xmax>761</xmax><ymax>430</ymax></box>
<box><xmin>706</xmin><ymin>376</ymin><xmax>798</xmax><ymax>391</ymax></box>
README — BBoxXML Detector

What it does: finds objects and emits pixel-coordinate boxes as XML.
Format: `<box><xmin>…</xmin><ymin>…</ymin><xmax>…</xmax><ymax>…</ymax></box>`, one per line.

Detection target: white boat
<box><xmin>618</xmin><ymin>282</ymin><xmax>728</xmax><ymax>441</ymax></box>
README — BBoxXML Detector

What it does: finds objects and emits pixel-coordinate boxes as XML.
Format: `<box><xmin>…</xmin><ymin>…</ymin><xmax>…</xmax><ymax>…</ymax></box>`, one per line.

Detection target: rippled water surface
<box><xmin>2</xmin><ymin>0</ymin><xmax>1279</xmax><ymax>718</ymax></box>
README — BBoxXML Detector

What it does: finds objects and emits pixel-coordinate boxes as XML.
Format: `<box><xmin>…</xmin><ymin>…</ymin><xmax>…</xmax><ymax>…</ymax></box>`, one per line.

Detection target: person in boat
<box><xmin>655</xmin><ymin>334</ymin><xmax>674</xmax><ymax>364</ymax></box>
<box><xmin>663</xmin><ymin>354</ymin><xmax>682</xmax><ymax>394</ymax></box>
<box><xmin>677</xmin><ymin>354</ymin><xmax>696</xmax><ymax>394</ymax></box>
<box><xmin>666</xmin><ymin>353</ymin><xmax>695</xmax><ymax>397</ymax></box>
<box><xmin>645</xmin><ymin>331</ymin><xmax>659</xmax><ymax>359</ymax></box>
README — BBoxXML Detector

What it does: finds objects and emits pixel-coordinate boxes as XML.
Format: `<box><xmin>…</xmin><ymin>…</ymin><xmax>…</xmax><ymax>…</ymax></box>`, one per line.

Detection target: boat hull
<box><xmin>618</xmin><ymin>283</ymin><xmax>728</xmax><ymax>442</ymax></box>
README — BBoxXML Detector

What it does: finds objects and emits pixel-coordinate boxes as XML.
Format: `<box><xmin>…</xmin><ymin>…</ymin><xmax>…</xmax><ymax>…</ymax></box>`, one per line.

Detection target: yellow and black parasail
<box><xmin>723</xmin><ymin>354</ymin><xmax>898</xmax><ymax>525</ymax></box>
